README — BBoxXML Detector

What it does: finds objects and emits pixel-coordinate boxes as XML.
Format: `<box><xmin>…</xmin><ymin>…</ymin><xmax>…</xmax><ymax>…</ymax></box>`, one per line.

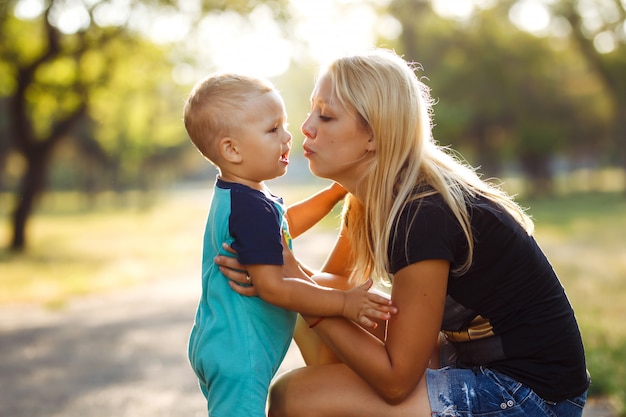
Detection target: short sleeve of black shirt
<box><xmin>388</xmin><ymin>195</ymin><xmax>466</xmax><ymax>274</ymax></box>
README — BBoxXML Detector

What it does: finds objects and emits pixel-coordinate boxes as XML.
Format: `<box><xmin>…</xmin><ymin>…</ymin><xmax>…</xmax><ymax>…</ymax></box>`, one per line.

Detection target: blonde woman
<box><xmin>218</xmin><ymin>49</ymin><xmax>589</xmax><ymax>417</ymax></box>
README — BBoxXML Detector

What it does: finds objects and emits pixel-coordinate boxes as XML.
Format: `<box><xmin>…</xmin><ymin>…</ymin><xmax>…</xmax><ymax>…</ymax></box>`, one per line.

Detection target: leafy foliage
<box><xmin>386</xmin><ymin>0</ymin><xmax>622</xmax><ymax>196</ymax></box>
<box><xmin>0</xmin><ymin>0</ymin><xmax>289</xmax><ymax>250</ymax></box>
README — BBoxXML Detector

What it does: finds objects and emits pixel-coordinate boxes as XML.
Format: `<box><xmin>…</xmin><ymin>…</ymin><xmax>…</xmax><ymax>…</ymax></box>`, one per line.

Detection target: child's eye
<box><xmin>269</xmin><ymin>121</ymin><xmax>289</xmax><ymax>134</ymax></box>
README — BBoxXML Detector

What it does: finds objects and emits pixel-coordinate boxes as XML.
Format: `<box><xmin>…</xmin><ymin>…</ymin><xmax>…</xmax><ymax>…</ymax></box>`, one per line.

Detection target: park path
<box><xmin>0</xmin><ymin>232</ymin><xmax>616</xmax><ymax>417</ymax></box>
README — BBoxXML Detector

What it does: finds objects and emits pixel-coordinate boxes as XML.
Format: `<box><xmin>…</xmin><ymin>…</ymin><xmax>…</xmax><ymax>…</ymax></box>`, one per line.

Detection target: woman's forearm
<box><xmin>304</xmin><ymin>315</ymin><xmax>416</xmax><ymax>404</ymax></box>
<box><xmin>286</xmin><ymin>183</ymin><xmax>346</xmax><ymax>238</ymax></box>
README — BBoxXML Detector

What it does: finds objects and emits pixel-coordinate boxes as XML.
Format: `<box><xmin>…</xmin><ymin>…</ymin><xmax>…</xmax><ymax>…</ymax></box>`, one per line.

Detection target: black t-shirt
<box><xmin>387</xmin><ymin>192</ymin><xmax>589</xmax><ymax>402</ymax></box>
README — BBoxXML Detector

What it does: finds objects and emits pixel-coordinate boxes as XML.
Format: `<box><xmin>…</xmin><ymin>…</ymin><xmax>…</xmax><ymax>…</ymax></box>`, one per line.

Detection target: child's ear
<box><xmin>218</xmin><ymin>137</ymin><xmax>243</xmax><ymax>163</ymax></box>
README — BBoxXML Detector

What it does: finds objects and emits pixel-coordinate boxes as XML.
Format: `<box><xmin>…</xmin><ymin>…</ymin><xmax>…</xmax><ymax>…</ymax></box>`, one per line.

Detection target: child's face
<box><xmin>235</xmin><ymin>90</ymin><xmax>292</xmax><ymax>183</ymax></box>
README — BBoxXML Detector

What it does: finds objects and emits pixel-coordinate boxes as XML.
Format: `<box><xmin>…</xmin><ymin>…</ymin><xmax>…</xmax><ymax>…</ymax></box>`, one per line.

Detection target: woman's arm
<box><xmin>318</xmin><ymin>227</ymin><xmax>353</xmax><ymax>277</ymax></box>
<box><xmin>285</xmin><ymin>182</ymin><xmax>346</xmax><ymax>239</ymax></box>
<box><xmin>302</xmin><ymin>259</ymin><xmax>449</xmax><ymax>404</ymax></box>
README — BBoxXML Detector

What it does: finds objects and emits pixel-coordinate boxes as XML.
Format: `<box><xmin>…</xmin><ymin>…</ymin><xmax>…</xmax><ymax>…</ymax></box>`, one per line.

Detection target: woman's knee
<box><xmin>269</xmin><ymin>368</ymin><xmax>319</xmax><ymax>417</ymax></box>
<box><xmin>268</xmin><ymin>372</ymin><xmax>290</xmax><ymax>417</ymax></box>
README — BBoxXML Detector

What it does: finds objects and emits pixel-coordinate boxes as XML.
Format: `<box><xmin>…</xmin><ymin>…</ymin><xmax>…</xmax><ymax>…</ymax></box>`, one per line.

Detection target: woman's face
<box><xmin>301</xmin><ymin>73</ymin><xmax>373</xmax><ymax>192</ymax></box>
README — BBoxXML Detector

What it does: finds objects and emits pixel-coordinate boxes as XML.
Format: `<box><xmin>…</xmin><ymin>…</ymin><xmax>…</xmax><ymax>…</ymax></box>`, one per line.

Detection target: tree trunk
<box><xmin>10</xmin><ymin>148</ymin><xmax>50</xmax><ymax>251</ymax></box>
<box><xmin>520</xmin><ymin>152</ymin><xmax>553</xmax><ymax>198</ymax></box>
<box><xmin>616</xmin><ymin>104</ymin><xmax>626</xmax><ymax>195</ymax></box>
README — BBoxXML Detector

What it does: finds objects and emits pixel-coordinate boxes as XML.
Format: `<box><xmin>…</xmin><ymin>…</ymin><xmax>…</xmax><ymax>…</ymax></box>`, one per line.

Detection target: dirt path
<box><xmin>0</xmin><ymin>273</ymin><xmax>307</xmax><ymax>417</ymax></box>
<box><xmin>1</xmin><ymin>274</ymin><xmax>205</xmax><ymax>417</ymax></box>
<box><xmin>0</xmin><ymin>232</ymin><xmax>615</xmax><ymax>417</ymax></box>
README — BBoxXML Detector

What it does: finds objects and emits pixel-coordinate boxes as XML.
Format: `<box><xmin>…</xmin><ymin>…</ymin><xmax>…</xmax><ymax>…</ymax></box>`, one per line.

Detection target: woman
<box><xmin>219</xmin><ymin>48</ymin><xmax>589</xmax><ymax>417</ymax></box>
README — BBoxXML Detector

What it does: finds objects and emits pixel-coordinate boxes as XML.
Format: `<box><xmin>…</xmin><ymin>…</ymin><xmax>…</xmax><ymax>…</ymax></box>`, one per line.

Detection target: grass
<box><xmin>1</xmin><ymin>187</ymin><xmax>625</xmax><ymax>413</ymax></box>
<box><xmin>519</xmin><ymin>192</ymin><xmax>626</xmax><ymax>414</ymax></box>
<box><xmin>0</xmin><ymin>189</ymin><xmax>211</xmax><ymax>308</ymax></box>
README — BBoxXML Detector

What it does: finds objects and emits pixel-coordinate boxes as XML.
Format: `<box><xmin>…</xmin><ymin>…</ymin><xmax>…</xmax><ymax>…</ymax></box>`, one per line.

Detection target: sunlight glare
<box><xmin>147</xmin><ymin>10</ymin><xmax>191</xmax><ymax>44</ymax></box>
<box><xmin>48</xmin><ymin>1</ymin><xmax>91</xmax><ymax>34</ymax></box>
<box><xmin>431</xmin><ymin>0</ymin><xmax>474</xmax><ymax>20</ymax></box>
<box><xmin>93</xmin><ymin>1</ymin><xmax>131</xmax><ymax>27</ymax></box>
<box><xmin>593</xmin><ymin>31</ymin><xmax>617</xmax><ymax>53</ymax></box>
<box><xmin>14</xmin><ymin>0</ymin><xmax>44</xmax><ymax>19</ymax></box>
<box><xmin>509</xmin><ymin>0</ymin><xmax>551</xmax><ymax>34</ymax></box>
<box><xmin>195</xmin><ymin>6</ymin><xmax>291</xmax><ymax>78</ymax></box>
<box><xmin>375</xmin><ymin>14</ymin><xmax>402</xmax><ymax>40</ymax></box>
<box><xmin>290</xmin><ymin>0</ymin><xmax>378</xmax><ymax>65</ymax></box>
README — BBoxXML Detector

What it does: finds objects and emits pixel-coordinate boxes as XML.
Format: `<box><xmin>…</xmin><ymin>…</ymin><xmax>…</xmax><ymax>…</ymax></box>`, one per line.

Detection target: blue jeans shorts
<box><xmin>426</xmin><ymin>366</ymin><xmax>587</xmax><ymax>417</ymax></box>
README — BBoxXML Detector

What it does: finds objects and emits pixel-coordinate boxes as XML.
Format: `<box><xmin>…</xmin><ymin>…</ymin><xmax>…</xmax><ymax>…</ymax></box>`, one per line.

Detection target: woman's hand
<box><xmin>214</xmin><ymin>243</ymin><xmax>258</xmax><ymax>296</ymax></box>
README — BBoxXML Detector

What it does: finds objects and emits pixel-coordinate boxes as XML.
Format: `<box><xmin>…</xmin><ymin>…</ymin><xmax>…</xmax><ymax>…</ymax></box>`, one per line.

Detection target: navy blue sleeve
<box><xmin>229</xmin><ymin>190</ymin><xmax>284</xmax><ymax>266</ymax></box>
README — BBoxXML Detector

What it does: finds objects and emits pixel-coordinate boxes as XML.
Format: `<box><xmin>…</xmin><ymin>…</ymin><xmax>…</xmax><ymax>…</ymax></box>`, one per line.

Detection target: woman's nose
<box><xmin>301</xmin><ymin>115</ymin><xmax>315</xmax><ymax>138</ymax></box>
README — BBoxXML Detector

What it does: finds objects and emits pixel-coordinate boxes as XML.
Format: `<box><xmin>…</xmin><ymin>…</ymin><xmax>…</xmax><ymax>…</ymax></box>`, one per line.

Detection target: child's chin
<box><xmin>272</xmin><ymin>167</ymin><xmax>288</xmax><ymax>179</ymax></box>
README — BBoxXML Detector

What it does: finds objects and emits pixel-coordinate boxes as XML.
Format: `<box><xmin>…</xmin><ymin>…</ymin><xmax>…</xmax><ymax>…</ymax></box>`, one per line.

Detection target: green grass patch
<box><xmin>522</xmin><ymin>192</ymin><xmax>626</xmax><ymax>414</ymax></box>
<box><xmin>0</xmin><ymin>189</ymin><xmax>210</xmax><ymax>307</ymax></box>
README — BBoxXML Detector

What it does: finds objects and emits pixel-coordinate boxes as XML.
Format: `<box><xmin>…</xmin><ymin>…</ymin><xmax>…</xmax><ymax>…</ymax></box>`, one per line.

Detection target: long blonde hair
<box><xmin>326</xmin><ymin>49</ymin><xmax>534</xmax><ymax>284</ymax></box>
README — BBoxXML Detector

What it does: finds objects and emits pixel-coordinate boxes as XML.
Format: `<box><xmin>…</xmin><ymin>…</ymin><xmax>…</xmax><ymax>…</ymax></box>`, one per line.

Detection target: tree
<box><xmin>0</xmin><ymin>0</ymin><xmax>288</xmax><ymax>251</ymax></box>
<box><xmin>550</xmin><ymin>0</ymin><xmax>626</xmax><ymax>187</ymax></box>
<box><xmin>386</xmin><ymin>0</ymin><xmax>612</xmax><ymax>195</ymax></box>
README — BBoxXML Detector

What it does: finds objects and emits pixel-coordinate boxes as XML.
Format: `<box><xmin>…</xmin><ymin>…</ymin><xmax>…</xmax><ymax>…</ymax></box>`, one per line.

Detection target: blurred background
<box><xmin>1</xmin><ymin>0</ymin><xmax>625</xmax><ymax>415</ymax></box>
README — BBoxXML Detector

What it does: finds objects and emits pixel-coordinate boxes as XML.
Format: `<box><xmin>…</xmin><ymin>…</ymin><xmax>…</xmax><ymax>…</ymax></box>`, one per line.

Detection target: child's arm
<box><xmin>244</xmin><ymin>263</ymin><xmax>395</xmax><ymax>330</ymax></box>
<box><xmin>285</xmin><ymin>182</ymin><xmax>346</xmax><ymax>239</ymax></box>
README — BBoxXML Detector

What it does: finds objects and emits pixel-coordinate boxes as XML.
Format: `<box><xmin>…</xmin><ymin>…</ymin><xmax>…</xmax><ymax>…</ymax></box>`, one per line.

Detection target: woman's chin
<box><xmin>307</xmin><ymin>162</ymin><xmax>327</xmax><ymax>179</ymax></box>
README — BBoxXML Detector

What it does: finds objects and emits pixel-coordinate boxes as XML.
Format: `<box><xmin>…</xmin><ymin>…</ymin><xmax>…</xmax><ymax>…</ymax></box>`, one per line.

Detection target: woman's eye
<box><xmin>319</xmin><ymin>115</ymin><xmax>331</xmax><ymax>122</ymax></box>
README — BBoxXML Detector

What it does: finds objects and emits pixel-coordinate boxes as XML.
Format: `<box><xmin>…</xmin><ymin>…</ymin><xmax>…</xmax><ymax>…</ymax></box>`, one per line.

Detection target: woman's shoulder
<box><xmin>404</xmin><ymin>185</ymin><xmax>449</xmax><ymax>212</ymax></box>
<box><xmin>399</xmin><ymin>188</ymin><xmax>455</xmax><ymax>226</ymax></box>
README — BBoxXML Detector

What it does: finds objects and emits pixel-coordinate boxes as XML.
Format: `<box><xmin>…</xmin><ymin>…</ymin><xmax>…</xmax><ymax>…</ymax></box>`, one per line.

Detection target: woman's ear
<box><xmin>366</xmin><ymin>134</ymin><xmax>376</xmax><ymax>152</ymax></box>
<box><xmin>218</xmin><ymin>137</ymin><xmax>243</xmax><ymax>163</ymax></box>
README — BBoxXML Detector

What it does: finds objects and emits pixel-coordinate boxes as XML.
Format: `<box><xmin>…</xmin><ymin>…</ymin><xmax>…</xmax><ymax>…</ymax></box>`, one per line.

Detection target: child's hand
<box><xmin>342</xmin><ymin>279</ymin><xmax>397</xmax><ymax>329</ymax></box>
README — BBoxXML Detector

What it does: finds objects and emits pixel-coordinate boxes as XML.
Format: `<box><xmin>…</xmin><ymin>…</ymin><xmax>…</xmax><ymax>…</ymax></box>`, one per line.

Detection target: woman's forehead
<box><xmin>311</xmin><ymin>74</ymin><xmax>338</xmax><ymax>105</ymax></box>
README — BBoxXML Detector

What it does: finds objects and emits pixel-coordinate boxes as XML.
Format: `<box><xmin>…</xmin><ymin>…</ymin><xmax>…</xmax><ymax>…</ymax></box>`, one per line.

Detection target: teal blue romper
<box><xmin>188</xmin><ymin>179</ymin><xmax>297</xmax><ymax>417</ymax></box>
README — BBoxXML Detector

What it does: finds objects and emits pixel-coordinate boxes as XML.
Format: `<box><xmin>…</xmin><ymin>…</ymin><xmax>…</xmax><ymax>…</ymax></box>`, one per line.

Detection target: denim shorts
<box><xmin>426</xmin><ymin>366</ymin><xmax>587</xmax><ymax>417</ymax></box>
